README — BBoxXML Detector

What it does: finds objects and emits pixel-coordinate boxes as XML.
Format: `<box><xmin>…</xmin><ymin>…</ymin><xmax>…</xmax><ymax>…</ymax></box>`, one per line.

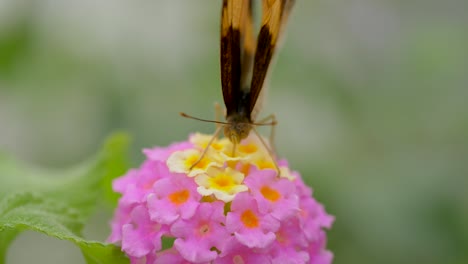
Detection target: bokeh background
<box><xmin>1</xmin><ymin>0</ymin><xmax>467</xmax><ymax>263</ymax></box>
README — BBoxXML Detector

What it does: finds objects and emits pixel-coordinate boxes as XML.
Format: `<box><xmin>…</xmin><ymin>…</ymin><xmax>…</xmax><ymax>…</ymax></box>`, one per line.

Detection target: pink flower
<box><xmin>309</xmin><ymin>231</ymin><xmax>334</xmax><ymax>264</ymax></box>
<box><xmin>215</xmin><ymin>237</ymin><xmax>271</xmax><ymax>264</ymax></box>
<box><xmin>147</xmin><ymin>173</ymin><xmax>201</xmax><ymax>225</ymax></box>
<box><xmin>108</xmin><ymin>201</ymin><xmax>133</xmax><ymax>243</ymax></box>
<box><xmin>129</xmin><ymin>253</ymin><xmax>156</xmax><ymax>264</ymax></box>
<box><xmin>114</xmin><ymin>161</ymin><xmax>166</xmax><ymax>206</ymax></box>
<box><xmin>144</xmin><ymin>141</ymin><xmax>193</xmax><ymax>161</ymax></box>
<box><xmin>108</xmin><ymin>134</ymin><xmax>334</xmax><ymax>263</ymax></box>
<box><xmin>155</xmin><ymin>249</ymin><xmax>192</xmax><ymax>264</ymax></box>
<box><xmin>226</xmin><ymin>192</ymin><xmax>279</xmax><ymax>249</ymax></box>
<box><xmin>297</xmin><ymin>189</ymin><xmax>334</xmax><ymax>243</ymax></box>
<box><xmin>244</xmin><ymin>167</ymin><xmax>299</xmax><ymax>221</ymax></box>
<box><xmin>269</xmin><ymin>218</ymin><xmax>310</xmax><ymax>264</ymax></box>
<box><xmin>171</xmin><ymin>202</ymin><xmax>230</xmax><ymax>263</ymax></box>
<box><xmin>121</xmin><ymin>205</ymin><xmax>167</xmax><ymax>258</ymax></box>
<box><xmin>271</xmin><ymin>249</ymin><xmax>310</xmax><ymax>264</ymax></box>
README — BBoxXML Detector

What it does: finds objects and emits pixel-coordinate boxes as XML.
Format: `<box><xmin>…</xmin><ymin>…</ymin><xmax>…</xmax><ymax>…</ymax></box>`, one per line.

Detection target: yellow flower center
<box><xmin>256</xmin><ymin>159</ymin><xmax>275</xmax><ymax>170</ymax></box>
<box><xmin>168</xmin><ymin>189</ymin><xmax>190</xmax><ymax>205</ymax></box>
<box><xmin>186</xmin><ymin>154</ymin><xmax>209</xmax><ymax>169</ymax></box>
<box><xmin>226</xmin><ymin>160</ymin><xmax>238</xmax><ymax>169</ymax></box>
<box><xmin>211</xmin><ymin>142</ymin><xmax>224</xmax><ymax>151</ymax></box>
<box><xmin>209</xmin><ymin>173</ymin><xmax>235</xmax><ymax>191</ymax></box>
<box><xmin>260</xmin><ymin>186</ymin><xmax>281</xmax><ymax>201</ymax></box>
<box><xmin>240</xmin><ymin>210</ymin><xmax>259</xmax><ymax>228</ymax></box>
<box><xmin>238</xmin><ymin>143</ymin><xmax>258</xmax><ymax>154</ymax></box>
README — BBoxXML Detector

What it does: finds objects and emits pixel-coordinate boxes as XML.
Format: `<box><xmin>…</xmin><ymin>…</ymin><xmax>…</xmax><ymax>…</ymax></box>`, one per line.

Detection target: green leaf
<box><xmin>80</xmin><ymin>242</ymin><xmax>129</xmax><ymax>264</ymax></box>
<box><xmin>100</xmin><ymin>133</ymin><xmax>131</xmax><ymax>207</ymax></box>
<box><xmin>0</xmin><ymin>15</ymin><xmax>33</xmax><ymax>75</ymax></box>
<box><xmin>0</xmin><ymin>229</ymin><xmax>18</xmax><ymax>263</ymax></box>
<box><xmin>0</xmin><ymin>133</ymin><xmax>130</xmax><ymax>264</ymax></box>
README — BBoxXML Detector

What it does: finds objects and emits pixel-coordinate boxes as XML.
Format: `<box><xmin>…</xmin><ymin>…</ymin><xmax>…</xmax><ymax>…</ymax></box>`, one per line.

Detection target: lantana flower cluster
<box><xmin>108</xmin><ymin>133</ymin><xmax>334</xmax><ymax>263</ymax></box>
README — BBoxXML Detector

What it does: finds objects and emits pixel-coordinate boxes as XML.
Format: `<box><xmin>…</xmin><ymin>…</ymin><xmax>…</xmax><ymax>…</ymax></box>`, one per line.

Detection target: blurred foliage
<box><xmin>0</xmin><ymin>133</ymin><xmax>130</xmax><ymax>264</ymax></box>
<box><xmin>0</xmin><ymin>0</ymin><xmax>467</xmax><ymax>264</ymax></box>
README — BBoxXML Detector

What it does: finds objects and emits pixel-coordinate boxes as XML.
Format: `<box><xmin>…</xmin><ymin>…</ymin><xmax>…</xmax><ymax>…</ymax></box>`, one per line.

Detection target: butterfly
<box><xmin>182</xmin><ymin>0</ymin><xmax>295</xmax><ymax>171</ymax></box>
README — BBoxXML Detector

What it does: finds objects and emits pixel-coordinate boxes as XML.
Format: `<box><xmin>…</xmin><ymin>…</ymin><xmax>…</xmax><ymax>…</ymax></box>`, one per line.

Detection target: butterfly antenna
<box><xmin>180</xmin><ymin>112</ymin><xmax>229</xmax><ymax>125</ymax></box>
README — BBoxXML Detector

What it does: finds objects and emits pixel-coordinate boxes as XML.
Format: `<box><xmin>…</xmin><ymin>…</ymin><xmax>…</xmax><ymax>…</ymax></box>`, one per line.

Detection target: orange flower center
<box><xmin>260</xmin><ymin>186</ymin><xmax>281</xmax><ymax>201</ymax></box>
<box><xmin>168</xmin><ymin>189</ymin><xmax>190</xmax><ymax>205</ymax></box>
<box><xmin>240</xmin><ymin>210</ymin><xmax>259</xmax><ymax>228</ymax></box>
<box><xmin>239</xmin><ymin>163</ymin><xmax>251</xmax><ymax>175</ymax></box>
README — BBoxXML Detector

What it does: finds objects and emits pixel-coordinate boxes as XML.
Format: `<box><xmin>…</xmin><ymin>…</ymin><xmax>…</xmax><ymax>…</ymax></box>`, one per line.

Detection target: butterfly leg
<box><xmin>189</xmin><ymin>126</ymin><xmax>223</xmax><ymax>171</ymax></box>
<box><xmin>252</xmin><ymin>127</ymin><xmax>280</xmax><ymax>176</ymax></box>
<box><xmin>256</xmin><ymin>114</ymin><xmax>277</xmax><ymax>156</ymax></box>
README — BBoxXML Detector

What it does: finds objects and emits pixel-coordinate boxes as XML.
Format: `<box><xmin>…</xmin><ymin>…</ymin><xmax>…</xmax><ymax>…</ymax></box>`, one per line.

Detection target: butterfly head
<box><xmin>224</xmin><ymin>114</ymin><xmax>252</xmax><ymax>144</ymax></box>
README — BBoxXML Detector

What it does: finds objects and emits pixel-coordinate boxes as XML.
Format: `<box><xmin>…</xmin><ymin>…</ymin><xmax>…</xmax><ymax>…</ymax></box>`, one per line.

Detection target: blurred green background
<box><xmin>1</xmin><ymin>0</ymin><xmax>467</xmax><ymax>263</ymax></box>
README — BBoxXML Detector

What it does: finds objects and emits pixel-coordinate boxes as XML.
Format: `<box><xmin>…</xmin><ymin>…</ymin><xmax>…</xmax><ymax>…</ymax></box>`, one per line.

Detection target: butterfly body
<box><xmin>181</xmin><ymin>0</ymin><xmax>295</xmax><ymax>168</ymax></box>
<box><xmin>220</xmin><ymin>0</ymin><xmax>295</xmax><ymax>147</ymax></box>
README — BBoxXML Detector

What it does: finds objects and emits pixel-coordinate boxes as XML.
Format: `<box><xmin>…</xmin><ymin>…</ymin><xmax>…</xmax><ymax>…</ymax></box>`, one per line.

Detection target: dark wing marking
<box><xmin>220</xmin><ymin>0</ymin><xmax>244</xmax><ymax>116</ymax></box>
<box><xmin>248</xmin><ymin>0</ymin><xmax>295</xmax><ymax>114</ymax></box>
<box><xmin>240</xmin><ymin>0</ymin><xmax>256</xmax><ymax>92</ymax></box>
